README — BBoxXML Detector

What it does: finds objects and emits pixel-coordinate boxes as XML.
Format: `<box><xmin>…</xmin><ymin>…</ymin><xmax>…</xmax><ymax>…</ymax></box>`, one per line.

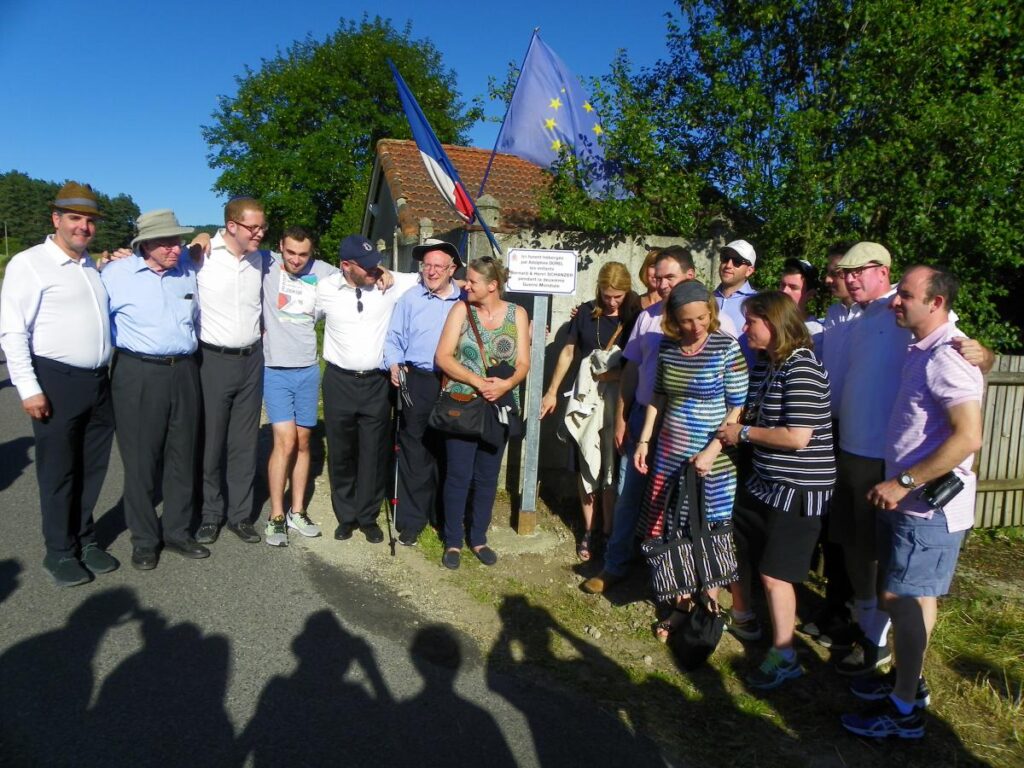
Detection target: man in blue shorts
<box><xmin>261</xmin><ymin>227</ymin><xmax>337</xmax><ymax>546</ymax></box>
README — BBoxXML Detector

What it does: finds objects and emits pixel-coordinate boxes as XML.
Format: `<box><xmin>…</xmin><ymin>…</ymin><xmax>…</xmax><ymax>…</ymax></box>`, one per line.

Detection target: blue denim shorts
<box><xmin>877</xmin><ymin>510</ymin><xmax>965</xmax><ymax>598</ymax></box>
<box><xmin>264</xmin><ymin>364</ymin><xmax>320</xmax><ymax>427</ymax></box>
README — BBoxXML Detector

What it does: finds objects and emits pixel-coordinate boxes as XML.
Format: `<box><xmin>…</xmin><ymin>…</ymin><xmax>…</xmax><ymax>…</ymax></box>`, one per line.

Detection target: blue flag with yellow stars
<box><xmin>495</xmin><ymin>31</ymin><xmax>613</xmax><ymax>197</ymax></box>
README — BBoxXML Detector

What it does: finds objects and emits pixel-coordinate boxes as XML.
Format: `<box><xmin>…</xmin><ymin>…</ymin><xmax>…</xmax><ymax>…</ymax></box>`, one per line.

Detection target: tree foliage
<box><xmin>542</xmin><ymin>0</ymin><xmax>1024</xmax><ymax>349</ymax></box>
<box><xmin>203</xmin><ymin>15</ymin><xmax>481</xmax><ymax>258</ymax></box>
<box><xmin>0</xmin><ymin>171</ymin><xmax>140</xmax><ymax>255</ymax></box>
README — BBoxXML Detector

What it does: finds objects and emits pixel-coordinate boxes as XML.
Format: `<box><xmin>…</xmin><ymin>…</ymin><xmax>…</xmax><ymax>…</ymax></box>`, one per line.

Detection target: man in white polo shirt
<box><xmin>318</xmin><ymin>236</ymin><xmax>418</xmax><ymax>543</ymax></box>
<box><xmin>0</xmin><ymin>182</ymin><xmax>119</xmax><ymax>586</ymax></box>
<box><xmin>195</xmin><ymin>197</ymin><xmax>268</xmax><ymax>546</ymax></box>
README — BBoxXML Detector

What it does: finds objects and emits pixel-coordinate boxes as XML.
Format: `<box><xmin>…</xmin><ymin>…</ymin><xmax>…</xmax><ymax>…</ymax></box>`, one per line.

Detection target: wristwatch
<box><xmin>897</xmin><ymin>472</ymin><xmax>917</xmax><ymax>489</ymax></box>
<box><xmin>739</xmin><ymin>426</ymin><xmax>751</xmax><ymax>444</ymax></box>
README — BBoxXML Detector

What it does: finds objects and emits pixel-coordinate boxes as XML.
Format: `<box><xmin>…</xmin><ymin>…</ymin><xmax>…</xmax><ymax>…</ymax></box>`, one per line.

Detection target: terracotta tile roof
<box><xmin>376</xmin><ymin>139</ymin><xmax>550</xmax><ymax>238</ymax></box>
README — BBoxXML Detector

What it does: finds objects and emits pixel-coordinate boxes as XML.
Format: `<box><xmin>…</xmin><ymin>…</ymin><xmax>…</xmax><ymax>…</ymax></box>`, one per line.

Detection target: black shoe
<box><xmin>131</xmin><ymin>548</ymin><xmax>159</xmax><ymax>571</ymax></box>
<box><xmin>81</xmin><ymin>543</ymin><xmax>120</xmax><ymax>574</ymax></box>
<box><xmin>163</xmin><ymin>537</ymin><xmax>211</xmax><ymax>560</ymax></box>
<box><xmin>442</xmin><ymin>549</ymin><xmax>461</xmax><ymax>570</ymax></box>
<box><xmin>361</xmin><ymin>524</ymin><xmax>384</xmax><ymax>544</ymax></box>
<box><xmin>473</xmin><ymin>546</ymin><xmax>498</xmax><ymax>566</ymax></box>
<box><xmin>227</xmin><ymin>521</ymin><xmax>261</xmax><ymax>544</ymax></box>
<box><xmin>334</xmin><ymin>523</ymin><xmax>355</xmax><ymax>540</ymax></box>
<box><xmin>398</xmin><ymin>529</ymin><xmax>420</xmax><ymax>547</ymax></box>
<box><xmin>195</xmin><ymin>522</ymin><xmax>220</xmax><ymax>545</ymax></box>
<box><xmin>43</xmin><ymin>553</ymin><xmax>92</xmax><ymax>588</ymax></box>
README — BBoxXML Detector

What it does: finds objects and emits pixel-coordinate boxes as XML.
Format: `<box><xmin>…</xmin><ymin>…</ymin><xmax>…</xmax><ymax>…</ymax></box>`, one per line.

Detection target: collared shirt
<box><xmin>101</xmin><ymin>253</ymin><xmax>199</xmax><ymax>356</ymax></box>
<box><xmin>823</xmin><ymin>300</ymin><xmax>862</xmax><ymax>330</ymax></box>
<box><xmin>820</xmin><ymin>304</ymin><xmax>862</xmax><ymax>418</ymax></box>
<box><xmin>317</xmin><ymin>270</ymin><xmax>419</xmax><ymax>370</ymax></box>
<box><xmin>261</xmin><ymin>254</ymin><xmax>338</xmax><ymax>368</ymax></box>
<box><xmin>195</xmin><ymin>230</ymin><xmax>265</xmax><ymax>347</ymax></box>
<box><xmin>384</xmin><ymin>279</ymin><xmax>463</xmax><ymax>371</ymax></box>
<box><xmin>886</xmin><ymin>321</ymin><xmax>982</xmax><ymax>532</ymax></box>
<box><xmin>837</xmin><ymin>290</ymin><xmax>912</xmax><ymax>458</ymax></box>
<box><xmin>0</xmin><ymin>236</ymin><xmax>111</xmax><ymax>399</ymax></box>
<box><xmin>714</xmin><ymin>280</ymin><xmax>758</xmax><ymax>364</ymax></box>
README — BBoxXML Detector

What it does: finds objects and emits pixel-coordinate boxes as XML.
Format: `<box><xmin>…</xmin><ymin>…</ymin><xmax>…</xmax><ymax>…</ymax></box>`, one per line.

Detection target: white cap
<box><xmin>722</xmin><ymin>239</ymin><xmax>757</xmax><ymax>267</ymax></box>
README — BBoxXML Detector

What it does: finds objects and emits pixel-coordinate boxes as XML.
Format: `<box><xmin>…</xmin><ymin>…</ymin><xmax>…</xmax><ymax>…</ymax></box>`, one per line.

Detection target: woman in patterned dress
<box><xmin>634</xmin><ymin>281</ymin><xmax>748</xmax><ymax>641</ymax></box>
<box><xmin>435</xmin><ymin>256</ymin><xmax>530</xmax><ymax>570</ymax></box>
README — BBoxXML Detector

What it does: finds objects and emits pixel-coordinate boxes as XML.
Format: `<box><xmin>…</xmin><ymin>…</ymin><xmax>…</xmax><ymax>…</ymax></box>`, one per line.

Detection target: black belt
<box><xmin>31</xmin><ymin>355</ymin><xmax>108</xmax><ymax>377</ymax></box>
<box><xmin>326</xmin><ymin>361</ymin><xmax>385</xmax><ymax>378</ymax></box>
<box><xmin>117</xmin><ymin>348</ymin><xmax>195</xmax><ymax>366</ymax></box>
<box><xmin>405</xmin><ymin>367</ymin><xmax>440</xmax><ymax>378</ymax></box>
<box><xmin>200</xmin><ymin>341</ymin><xmax>259</xmax><ymax>357</ymax></box>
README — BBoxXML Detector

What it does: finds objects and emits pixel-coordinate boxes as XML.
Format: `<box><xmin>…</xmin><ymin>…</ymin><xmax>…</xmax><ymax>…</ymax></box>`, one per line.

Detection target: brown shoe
<box><xmin>581</xmin><ymin>570</ymin><xmax>622</xmax><ymax>595</ymax></box>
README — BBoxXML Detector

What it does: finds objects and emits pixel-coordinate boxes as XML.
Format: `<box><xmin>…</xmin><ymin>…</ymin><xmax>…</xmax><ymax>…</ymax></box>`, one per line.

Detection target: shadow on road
<box><xmin>0</xmin><ymin>435</ymin><xmax>33</xmax><ymax>493</ymax></box>
<box><xmin>0</xmin><ymin>558</ymin><xmax>22</xmax><ymax>606</ymax></box>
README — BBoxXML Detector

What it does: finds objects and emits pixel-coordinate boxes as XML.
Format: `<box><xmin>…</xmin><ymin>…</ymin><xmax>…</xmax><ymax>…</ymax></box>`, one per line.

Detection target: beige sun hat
<box><xmin>131</xmin><ymin>209</ymin><xmax>195</xmax><ymax>249</ymax></box>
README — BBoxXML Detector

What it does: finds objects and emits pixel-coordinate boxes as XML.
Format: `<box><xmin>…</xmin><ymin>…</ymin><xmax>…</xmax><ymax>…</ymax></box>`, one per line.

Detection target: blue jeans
<box><xmin>443</xmin><ymin>435</ymin><xmax>507</xmax><ymax>549</ymax></box>
<box><xmin>602</xmin><ymin>402</ymin><xmax>650</xmax><ymax>576</ymax></box>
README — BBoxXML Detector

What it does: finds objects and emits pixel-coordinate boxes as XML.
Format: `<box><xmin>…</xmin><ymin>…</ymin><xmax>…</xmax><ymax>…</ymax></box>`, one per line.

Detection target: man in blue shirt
<box><xmin>101</xmin><ymin>209</ymin><xmax>209</xmax><ymax>569</ymax></box>
<box><xmin>714</xmin><ymin>239</ymin><xmax>759</xmax><ymax>364</ymax></box>
<box><xmin>383</xmin><ymin>239</ymin><xmax>464</xmax><ymax>546</ymax></box>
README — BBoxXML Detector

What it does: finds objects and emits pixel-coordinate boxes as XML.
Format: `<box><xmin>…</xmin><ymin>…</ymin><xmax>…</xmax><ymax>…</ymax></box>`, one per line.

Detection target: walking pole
<box><xmin>386</xmin><ymin>367</ymin><xmax>413</xmax><ymax>556</ymax></box>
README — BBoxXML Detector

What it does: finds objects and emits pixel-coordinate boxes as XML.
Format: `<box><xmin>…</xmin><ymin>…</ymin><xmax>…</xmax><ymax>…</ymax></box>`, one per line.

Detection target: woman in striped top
<box><xmin>717</xmin><ymin>291</ymin><xmax>836</xmax><ymax>689</ymax></box>
<box><xmin>635</xmin><ymin>281</ymin><xmax>748</xmax><ymax>641</ymax></box>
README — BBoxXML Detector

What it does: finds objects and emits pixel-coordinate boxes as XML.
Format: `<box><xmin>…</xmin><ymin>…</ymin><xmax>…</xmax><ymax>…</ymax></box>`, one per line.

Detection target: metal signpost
<box><xmin>506</xmin><ymin>248</ymin><xmax>577</xmax><ymax>533</ymax></box>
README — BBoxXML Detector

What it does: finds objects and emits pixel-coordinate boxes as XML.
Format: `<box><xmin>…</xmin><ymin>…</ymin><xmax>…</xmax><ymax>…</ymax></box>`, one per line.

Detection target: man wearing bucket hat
<box><xmin>0</xmin><ymin>181</ymin><xmax>119</xmax><ymax>586</ymax></box>
<box><xmin>101</xmin><ymin>209</ymin><xmax>208</xmax><ymax>569</ymax></box>
<box><xmin>318</xmin><ymin>235</ymin><xmax>419</xmax><ymax>543</ymax></box>
<box><xmin>383</xmin><ymin>239</ymin><xmax>464</xmax><ymax>545</ymax></box>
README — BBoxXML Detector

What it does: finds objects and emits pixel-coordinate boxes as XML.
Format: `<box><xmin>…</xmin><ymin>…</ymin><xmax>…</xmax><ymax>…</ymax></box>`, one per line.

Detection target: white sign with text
<box><xmin>506</xmin><ymin>248</ymin><xmax>578</xmax><ymax>295</ymax></box>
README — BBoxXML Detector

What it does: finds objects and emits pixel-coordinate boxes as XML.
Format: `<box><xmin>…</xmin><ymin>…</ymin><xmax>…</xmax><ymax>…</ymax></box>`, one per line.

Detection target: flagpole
<box><xmin>476</xmin><ymin>29</ymin><xmax>540</xmax><ymax>199</ymax></box>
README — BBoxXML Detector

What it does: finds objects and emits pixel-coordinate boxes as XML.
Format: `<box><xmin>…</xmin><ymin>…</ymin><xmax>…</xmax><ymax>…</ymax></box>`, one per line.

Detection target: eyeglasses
<box><xmin>355</xmin><ymin>287</ymin><xmax>363</xmax><ymax>313</ymax></box>
<box><xmin>719</xmin><ymin>254</ymin><xmax>751</xmax><ymax>268</ymax></box>
<box><xmin>231</xmin><ymin>220</ymin><xmax>268</xmax><ymax>236</ymax></box>
<box><xmin>842</xmin><ymin>263</ymin><xmax>882</xmax><ymax>279</ymax></box>
<box><xmin>148</xmin><ymin>238</ymin><xmax>182</xmax><ymax>250</ymax></box>
<box><xmin>421</xmin><ymin>261</ymin><xmax>454</xmax><ymax>273</ymax></box>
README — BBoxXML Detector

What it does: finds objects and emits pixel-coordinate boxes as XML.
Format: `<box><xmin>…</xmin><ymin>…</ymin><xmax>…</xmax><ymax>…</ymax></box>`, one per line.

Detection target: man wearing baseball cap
<box><xmin>101</xmin><ymin>209</ymin><xmax>209</xmax><ymax>570</ymax></box>
<box><xmin>317</xmin><ymin>235</ymin><xmax>419</xmax><ymax>543</ymax></box>
<box><xmin>715</xmin><ymin>239</ymin><xmax>758</xmax><ymax>363</ymax></box>
<box><xmin>383</xmin><ymin>238</ymin><xmax>464</xmax><ymax>545</ymax></box>
<box><xmin>0</xmin><ymin>182</ymin><xmax>118</xmax><ymax>586</ymax></box>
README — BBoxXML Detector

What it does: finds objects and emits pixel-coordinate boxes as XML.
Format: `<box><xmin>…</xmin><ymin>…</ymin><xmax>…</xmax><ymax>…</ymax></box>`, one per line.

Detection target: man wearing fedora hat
<box><xmin>383</xmin><ymin>238</ymin><xmax>465</xmax><ymax>545</ymax></box>
<box><xmin>101</xmin><ymin>209</ymin><xmax>209</xmax><ymax>570</ymax></box>
<box><xmin>0</xmin><ymin>181</ymin><xmax>119</xmax><ymax>586</ymax></box>
<box><xmin>318</xmin><ymin>235</ymin><xmax>419</xmax><ymax>543</ymax></box>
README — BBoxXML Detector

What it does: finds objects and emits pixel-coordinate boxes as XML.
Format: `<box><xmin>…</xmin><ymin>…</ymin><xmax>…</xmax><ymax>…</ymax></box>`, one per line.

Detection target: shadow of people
<box><xmin>0</xmin><ymin>435</ymin><xmax>33</xmax><ymax>492</ymax></box>
<box><xmin>0</xmin><ymin>558</ymin><xmax>22</xmax><ymax>606</ymax></box>
<box><xmin>486</xmin><ymin>595</ymin><xmax>665</xmax><ymax>766</ymax></box>
<box><xmin>0</xmin><ymin>587</ymin><xmax>137</xmax><ymax>767</ymax></box>
<box><xmin>93</xmin><ymin>497</ymin><xmax>126</xmax><ymax>549</ymax></box>
<box><xmin>386</xmin><ymin>625</ymin><xmax>516</xmax><ymax>768</ymax></box>
<box><xmin>84</xmin><ymin>608</ymin><xmax>234</xmax><ymax>768</ymax></box>
<box><xmin>237</xmin><ymin>610</ymin><xmax>392</xmax><ymax>767</ymax></box>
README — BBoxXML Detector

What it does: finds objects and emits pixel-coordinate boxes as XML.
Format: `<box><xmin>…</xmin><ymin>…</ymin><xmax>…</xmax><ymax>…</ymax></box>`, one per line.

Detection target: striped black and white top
<box><xmin>745</xmin><ymin>347</ymin><xmax>836</xmax><ymax>516</ymax></box>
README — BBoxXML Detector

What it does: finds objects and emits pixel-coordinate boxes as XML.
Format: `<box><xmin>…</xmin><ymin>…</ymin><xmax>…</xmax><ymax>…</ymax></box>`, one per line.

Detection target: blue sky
<box><xmin>1</xmin><ymin>0</ymin><xmax>675</xmax><ymax>226</ymax></box>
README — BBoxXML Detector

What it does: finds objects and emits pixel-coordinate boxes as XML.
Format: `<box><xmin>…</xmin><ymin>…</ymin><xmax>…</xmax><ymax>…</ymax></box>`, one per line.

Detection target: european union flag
<box><xmin>495</xmin><ymin>32</ymin><xmax>612</xmax><ymax>196</ymax></box>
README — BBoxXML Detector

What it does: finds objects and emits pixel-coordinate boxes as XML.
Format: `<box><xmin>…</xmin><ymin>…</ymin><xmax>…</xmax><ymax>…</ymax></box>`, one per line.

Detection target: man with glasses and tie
<box><xmin>195</xmin><ymin>197</ymin><xmax>270</xmax><ymax>545</ymax></box>
<box><xmin>317</xmin><ymin>236</ymin><xmax>418</xmax><ymax>543</ymax></box>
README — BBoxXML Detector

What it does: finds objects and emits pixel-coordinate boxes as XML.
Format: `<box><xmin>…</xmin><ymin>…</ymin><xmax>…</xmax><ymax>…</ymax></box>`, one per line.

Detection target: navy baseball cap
<box><xmin>339</xmin><ymin>235</ymin><xmax>381</xmax><ymax>270</ymax></box>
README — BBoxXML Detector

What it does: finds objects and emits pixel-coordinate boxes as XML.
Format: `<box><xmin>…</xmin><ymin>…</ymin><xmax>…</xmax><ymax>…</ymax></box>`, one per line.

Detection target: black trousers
<box><xmin>199</xmin><ymin>344</ymin><xmax>264</xmax><ymax>526</ymax></box>
<box><xmin>322</xmin><ymin>365</ymin><xmax>390</xmax><ymax>528</ymax></box>
<box><xmin>31</xmin><ymin>357</ymin><xmax>114</xmax><ymax>556</ymax></box>
<box><xmin>111</xmin><ymin>353</ymin><xmax>200</xmax><ymax>550</ymax></box>
<box><xmin>396</xmin><ymin>368</ymin><xmax>443</xmax><ymax>534</ymax></box>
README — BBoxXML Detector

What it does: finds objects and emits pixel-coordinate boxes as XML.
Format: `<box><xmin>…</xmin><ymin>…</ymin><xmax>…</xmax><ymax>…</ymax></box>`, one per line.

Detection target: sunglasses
<box><xmin>719</xmin><ymin>254</ymin><xmax>751</xmax><ymax>268</ymax></box>
<box><xmin>355</xmin><ymin>287</ymin><xmax>363</xmax><ymax>313</ymax></box>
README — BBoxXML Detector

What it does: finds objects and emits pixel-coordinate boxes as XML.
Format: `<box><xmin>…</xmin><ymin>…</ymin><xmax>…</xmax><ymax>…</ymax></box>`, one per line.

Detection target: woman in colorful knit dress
<box><xmin>634</xmin><ymin>281</ymin><xmax>749</xmax><ymax>641</ymax></box>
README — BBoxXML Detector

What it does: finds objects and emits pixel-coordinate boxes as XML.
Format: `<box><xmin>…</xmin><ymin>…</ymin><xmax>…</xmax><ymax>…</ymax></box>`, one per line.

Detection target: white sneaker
<box><xmin>287</xmin><ymin>509</ymin><xmax>322</xmax><ymax>538</ymax></box>
<box><xmin>265</xmin><ymin>517</ymin><xmax>288</xmax><ymax>547</ymax></box>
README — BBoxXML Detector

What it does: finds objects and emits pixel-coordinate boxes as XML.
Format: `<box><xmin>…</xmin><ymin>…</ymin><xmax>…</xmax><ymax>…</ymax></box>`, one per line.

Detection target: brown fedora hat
<box><xmin>51</xmin><ymin>181</ymin><xmax>103</xmax><ymax>218</ymax></box>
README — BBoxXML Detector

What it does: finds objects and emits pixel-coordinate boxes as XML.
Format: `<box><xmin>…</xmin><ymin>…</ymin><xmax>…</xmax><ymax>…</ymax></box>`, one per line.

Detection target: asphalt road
<box><xmin>0</xmin><ymin>362</ymin><xmax>668</xmax><ymax>768</ymax></box>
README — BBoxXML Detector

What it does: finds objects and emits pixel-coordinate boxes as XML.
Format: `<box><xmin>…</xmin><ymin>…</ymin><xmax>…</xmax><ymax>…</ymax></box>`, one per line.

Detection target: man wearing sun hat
<box><xmin>101</xmin><ymin>209</ymin><xmax>209</xmax><ymax>570</ymax></box>
<box><xmin>0</xmin><ymin>181</ymin><xmax>119</xmax><ymax>587</ymax></box>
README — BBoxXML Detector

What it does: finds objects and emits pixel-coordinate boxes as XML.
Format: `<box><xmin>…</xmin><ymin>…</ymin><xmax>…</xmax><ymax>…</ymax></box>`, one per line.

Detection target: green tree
<box><xmin>543</xmin><ymin>0</ymin><xmax>1024</xmax><ymax>349</ymax></box>
<box><xmin>203</xmin><ymin>15</ymin><xmax>481</xmax><ymax>258</ymax></box>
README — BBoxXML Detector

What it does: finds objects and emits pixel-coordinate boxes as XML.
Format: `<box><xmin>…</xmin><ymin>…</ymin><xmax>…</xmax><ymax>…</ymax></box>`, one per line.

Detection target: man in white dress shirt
<box><xmin>0</xmin><ymin>182</ymin><xmax>119</xmax><ymax>586</ymax></box>
<box><xmin>318</xmin><ymin>235</ymin><xmax>418</xmax><ymax>542</ymax></box>
<box><xmin>194</xmin><ymin>197</ymin><xmax>269</xmax><ymax>546</ymax></box>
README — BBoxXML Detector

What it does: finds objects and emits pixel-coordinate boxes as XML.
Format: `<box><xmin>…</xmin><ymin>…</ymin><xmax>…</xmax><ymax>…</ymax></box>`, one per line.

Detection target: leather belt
<box><xmin>327</xmin><ymin>361</ymin><xmax>385</xmax><ymax>378</ymax></box>
<box><xmin>200</xmin><ymin>341</ymin><xmax>259</xmax><ymax>356</ymax></box>
<box><xmin>117</xmin><ymin>348</ymin><xmax>194</xmax><ymax>366</ymax></box>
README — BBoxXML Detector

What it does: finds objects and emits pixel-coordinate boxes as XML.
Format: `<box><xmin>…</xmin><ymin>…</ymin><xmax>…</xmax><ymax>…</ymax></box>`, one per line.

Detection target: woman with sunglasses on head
<box><xmin>540</xmin><ymin>261</ymin><xmax>642</xmax><ymax>561</ymax></box>
<box><xmin>434</xmin><ymin>256</ymin><xmax>530</xmax><ymax>570</ymax></box>
<box><xmin>634</xmin><ymin>281</ymin><xmax>748</xmax><ymax>642</ymax></box>
<box><xmin>717</xmin><ymin>291</ymin><xmax>836</xmax><ymax>690</ymax></box>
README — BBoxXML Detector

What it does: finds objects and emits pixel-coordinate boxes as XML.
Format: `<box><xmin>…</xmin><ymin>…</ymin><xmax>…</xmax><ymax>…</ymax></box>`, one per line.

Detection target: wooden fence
<box><xmin>976</xmin><ymin>355</ymin><xmax>1024</xmax><ymax>528</ymax></box>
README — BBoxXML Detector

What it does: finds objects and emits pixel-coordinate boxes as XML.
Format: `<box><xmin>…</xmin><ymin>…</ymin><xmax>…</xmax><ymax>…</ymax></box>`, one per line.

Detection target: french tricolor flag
<box><xmin>388</xmin><ymin>60</ymin><xmax>475</xmax><ymax>223</ymax></box>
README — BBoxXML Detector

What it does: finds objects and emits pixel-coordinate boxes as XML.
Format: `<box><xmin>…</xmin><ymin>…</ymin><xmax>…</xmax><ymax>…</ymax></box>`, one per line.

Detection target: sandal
<box><xmin>577</xmin><ymin>530</ymin><xmax>595</xmax><ymax>562</ymax></box>
<box><xmin>653</xmin><ymin>604</ymin><xmax>693</xmax><ymax>644</ymax></box>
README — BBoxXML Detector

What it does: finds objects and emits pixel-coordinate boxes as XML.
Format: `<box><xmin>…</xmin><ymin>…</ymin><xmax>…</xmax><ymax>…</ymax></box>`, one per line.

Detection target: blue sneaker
<box><xmin>745</xmin><ymin>648</ymin><xmax>804</xmax><ymax>690</ymax></box>
<box><xmin>849</xmin><ymin>669</ymin><xmax>931</xmax><ymax>708</ymax></box>
<box><xmin>841</xmin><ymin>698</ymin><xmax>925</xmax><ymax>739</ymax></box>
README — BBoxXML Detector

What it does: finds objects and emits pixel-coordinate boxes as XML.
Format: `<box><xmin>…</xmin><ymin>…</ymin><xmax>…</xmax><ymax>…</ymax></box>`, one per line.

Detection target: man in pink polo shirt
<box><xmin>841</xmin><ymin>265</ymin><xmax>983</xmax><ymax>740</ymax></box>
